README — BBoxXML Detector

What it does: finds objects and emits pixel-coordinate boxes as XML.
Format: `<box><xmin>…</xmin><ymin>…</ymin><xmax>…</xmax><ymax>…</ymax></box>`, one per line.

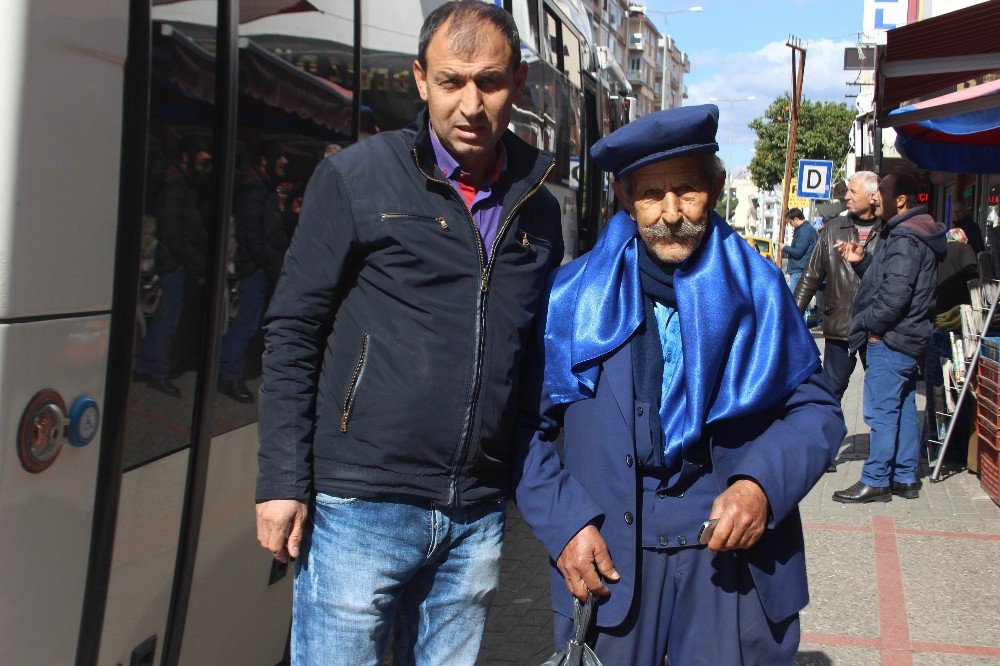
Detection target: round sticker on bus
<box><xmin>18</xmin><ymin>389</ymin><xmax>68</xmax><ymax>474</ymax></box>
<box><xmin>69</xmin><ymin>396</ymin><xmax>100</xmax><ymax>447</ymax></box>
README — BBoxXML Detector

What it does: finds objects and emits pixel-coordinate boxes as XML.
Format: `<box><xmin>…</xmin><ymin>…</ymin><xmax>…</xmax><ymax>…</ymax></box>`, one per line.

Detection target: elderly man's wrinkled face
<box><xmin>845</xmin><ymin>178</ymin><xmax>876</xmax><ymax>217</ymax></box>
<box><xmin>613</xmin><ymin>155</ymin><xmax>723</xmax><ymax>264</ymax></box>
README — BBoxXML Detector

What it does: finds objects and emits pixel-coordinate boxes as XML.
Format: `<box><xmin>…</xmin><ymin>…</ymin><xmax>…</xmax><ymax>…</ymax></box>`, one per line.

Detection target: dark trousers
<box><xmin>219</xmin><ymin>271</ymin><xmax>269</xmax><ymax>381</ymax></box>
<box><xmin>553</xmin><ymin>546</ymin><xmax>799</xmax><ymax>665</ymax></box>
<box><xmin>823</xmin><ymin>338</ymin><xmax>866</xmax><ymax>403</ymax></box>
<box><xmin>135</xmin><ymin>267</ymin><xmax>187</xmax><ymax>379</ymax></box>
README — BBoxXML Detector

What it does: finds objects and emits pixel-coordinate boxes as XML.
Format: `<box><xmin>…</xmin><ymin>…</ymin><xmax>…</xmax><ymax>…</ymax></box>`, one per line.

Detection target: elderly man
<box><xmin>951</xmin><ymin>201</ymin><xmax>985</xmax><ymax>254</ymax></box>
<box><xmin>515</xmin><ymin>106</ymin><xmax>845</xmax><ymax>664</ymax></box>
<box><xmin>794</xmin><ymin>171</ymin><xmax>883</xmax><ymax>402</ymax></box>
<box><xmin>255</xmin><ymin>2</ymin><xmax>563</xmax><ymax>663</ymax></box>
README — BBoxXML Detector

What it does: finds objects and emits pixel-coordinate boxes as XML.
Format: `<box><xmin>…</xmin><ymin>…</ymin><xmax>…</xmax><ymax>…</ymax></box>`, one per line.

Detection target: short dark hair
<box><xmin>256</xmin><ymin>140</ymin><xmax>285</xmax><ymax>165</ymax></box>
<box><xmin>177</xmin><ymin>135</ymin><xmax>207</xmax><ymax>161</ymax></box>
<box><xmin>786</xmin><ymin>207</ymin><xmax>804</xmax><ymax>220</ymax></box>
<box><xmin>883</xmin><ymin>173</ymin><xmax>919</xmax><ymax>208</ymax></box>
<box><xmin>418</xmin><ymin>1</ymin><xmax>521</xmax><ymax>72</ymax></box>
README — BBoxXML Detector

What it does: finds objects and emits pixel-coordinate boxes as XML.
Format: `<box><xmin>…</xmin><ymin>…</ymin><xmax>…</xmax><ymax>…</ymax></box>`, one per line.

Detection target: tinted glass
<box><xmin>124</xmin><ymin>9</ymin><xmax>219</xmax><ymax>470</ymax></box>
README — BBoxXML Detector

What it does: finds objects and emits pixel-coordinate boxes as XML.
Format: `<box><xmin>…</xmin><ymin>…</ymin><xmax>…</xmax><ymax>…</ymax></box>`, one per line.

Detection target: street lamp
<box><xmin>710</xmin><ymin>95</ymin><xmax>755</xmax><ymax>226</ymax></box>
<box><xmin>640</xmin><ymin>6</ymin><xmax>702</xmax><ymax>111</ymax></box>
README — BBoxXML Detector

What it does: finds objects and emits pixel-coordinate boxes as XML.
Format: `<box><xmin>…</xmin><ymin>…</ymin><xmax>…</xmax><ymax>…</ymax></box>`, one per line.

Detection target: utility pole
<box><xmin>775</xmin><ymin>36</ymin><xmax>806</xmax><ymax>267</ymax></box>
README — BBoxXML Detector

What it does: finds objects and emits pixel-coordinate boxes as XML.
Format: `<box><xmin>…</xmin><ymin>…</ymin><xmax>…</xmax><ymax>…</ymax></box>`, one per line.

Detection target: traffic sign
<box><xmin>796</xmin><ymin>159</ymin><xmax>834</xmax><ymax>200</ymax></box>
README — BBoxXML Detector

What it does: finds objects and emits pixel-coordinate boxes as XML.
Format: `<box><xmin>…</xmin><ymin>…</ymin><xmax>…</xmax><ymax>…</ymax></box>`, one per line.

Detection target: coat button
<box><xmin>677</xmin><ymin>492</ymin><xmax>685</xmax><ymax>498</ymax></box>
<box><xmin>624</xmin><ymin>512</ymin><xmax>634</xmax><ymax>525</ymax></box>
<box><xmin>677</xmin><ymin>536</ymin><xmax>687</xmax><ymax>546</ymax></box>
<box><xmin>659</xmin><ymin>536</ymin><xmax>669</xmax><ymax>547</ymax></box>
<box><xmin>636</xmin><ymin>407</ymin><xmax>644</xmax><ymax>417</ymax></box>
<box><xmin>625</xmin><ymin>454</ymin><xmax>633</xmax><ymax>467</ymax></box>
<box><xmin>656</xmin><ymin>489</ymin><xmax>667</xmax><ymax>499</ymax></box>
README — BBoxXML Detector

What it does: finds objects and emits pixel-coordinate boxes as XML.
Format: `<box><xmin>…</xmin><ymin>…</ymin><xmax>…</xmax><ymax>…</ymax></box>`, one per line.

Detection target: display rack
<box><xmin>927</xmin><ymin>279</ymin><xmax>1000</xmax><ymax>482</ymax></box>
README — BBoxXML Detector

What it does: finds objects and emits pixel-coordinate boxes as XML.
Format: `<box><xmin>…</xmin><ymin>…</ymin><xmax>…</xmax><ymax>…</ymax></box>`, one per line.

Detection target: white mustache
<box><xmin>640</xmin><ymin>218</ymin><xmax>703</xmax><ymax>240</ymax></box>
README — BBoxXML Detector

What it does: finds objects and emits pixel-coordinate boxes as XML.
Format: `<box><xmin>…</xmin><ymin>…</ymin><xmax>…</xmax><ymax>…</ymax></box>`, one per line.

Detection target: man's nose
<box><xmin>459</xmin><ymin>81</ymin><xmax>485</xmax><ymax>116</ymax></box>
<box><xmin>659</xmin><ymin>192</ymin><xmax>683</xmax><ymax>223</ymax></box>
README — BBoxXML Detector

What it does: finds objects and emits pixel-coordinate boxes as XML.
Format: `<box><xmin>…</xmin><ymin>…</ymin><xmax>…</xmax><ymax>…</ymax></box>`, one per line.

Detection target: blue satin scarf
<box><xmin>544</xmin><ymin>210</ymin><xmax>820</xmax><ymax>456</ymax></box>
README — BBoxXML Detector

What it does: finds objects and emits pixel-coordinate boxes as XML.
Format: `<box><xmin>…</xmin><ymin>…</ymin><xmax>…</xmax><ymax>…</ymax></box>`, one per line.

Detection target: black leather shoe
<box><xmin>146</xmin><ymin>377</ymin><xmax>182</xmax><ymax>398</ymax></box>
<box><xmin>832</xmin><ymin>481</ymin><xmax>891</xmax><ymax>503</ymax></box>
<box><xmin>891</xmin><ymin>480</ymin><xmax>921</xmax><ymax>499</ymax></box>
<box><xmin>218</xmin><ymin>379</ymin><xmax>254</xmax><ymax>404</ymax></box>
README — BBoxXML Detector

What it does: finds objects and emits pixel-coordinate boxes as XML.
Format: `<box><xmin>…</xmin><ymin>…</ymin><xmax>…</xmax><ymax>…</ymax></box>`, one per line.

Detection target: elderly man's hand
<box><xmin>836</xmin><ymin>239</ymin><xmax>865</xmax><ymax>264</ymax></box>
<box><xmin>706</xmin><ymin>479</ymin><xmax>769</xmax><ymax>552</ymax></box>
<box><xmin>557</xmin><ymin>525</ymin><xmax>620</xmax><ymax>602</ymax></box>
<box><xmin>256</xmin><ymin>499</ymin><xmax>308</xmax><ymax>563</ymax></box>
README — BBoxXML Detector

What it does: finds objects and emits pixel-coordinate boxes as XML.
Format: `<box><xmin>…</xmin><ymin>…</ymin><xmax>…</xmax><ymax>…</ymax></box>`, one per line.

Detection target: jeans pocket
<box><xmin>314</xmin><ymin>492</ymin><xmax>359</xmax><ymax>507</ymax></box>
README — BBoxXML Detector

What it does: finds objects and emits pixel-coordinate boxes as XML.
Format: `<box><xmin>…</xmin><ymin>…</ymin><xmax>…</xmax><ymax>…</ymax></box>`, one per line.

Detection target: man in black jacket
<box><xmin>794</xmin><ymin>171</ymin><xmax>883</xmax><ymax>401</ymax></box>
<box><xmin>834</xmin><ymin>174</ymin><xmax>946</xmax><ymax>503</ymax></box>
<box><xmin>951</xmin><ymin>201</ymin><xmax>985</xmax><ymax>255</ymax></box>
<box><xmin>134</xmin><ymin>135</ymin><xmax>211</xmax><ymax>398</ymax></box>
<box><xmin>218</xmin><ymin>141</ymin><xmax>289</xmax><ymax>404</ymax></box>
<box><xmin>254</xmin><ymin>3</ymin><xmax>562</xmax><ymax>663</ymax></box>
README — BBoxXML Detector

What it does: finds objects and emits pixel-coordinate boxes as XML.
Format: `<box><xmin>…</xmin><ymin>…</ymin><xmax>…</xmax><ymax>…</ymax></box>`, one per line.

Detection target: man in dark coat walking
<box><xmin>834</xmin><ymin>173</ymin><xmax>946</xmax><ymax>503</ymax></box>
<box><xmin>781</xmin><ymin>207</ymin><xmax>817</xmax><ymax>292</ymax></box>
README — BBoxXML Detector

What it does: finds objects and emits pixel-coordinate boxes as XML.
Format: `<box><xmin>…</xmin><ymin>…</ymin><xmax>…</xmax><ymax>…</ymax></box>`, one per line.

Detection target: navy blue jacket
<box><xmin>514</xmin><ymin>329</ymin><xmax>845</xmax><ymax>627</ymax></box>
<box><xmin>784</xmin><ymin>221</ymin><xmax>818</xmax><ymax>273</ymax></box>
<box><xmin>849</xmin><ymin>206</ymin><xmax>946</xmax><ymax>358</ymax></box>
<box><xmin>257</xmin><ymin>111</ymin><xmax>563</xmax><ymax>507</ymax></box>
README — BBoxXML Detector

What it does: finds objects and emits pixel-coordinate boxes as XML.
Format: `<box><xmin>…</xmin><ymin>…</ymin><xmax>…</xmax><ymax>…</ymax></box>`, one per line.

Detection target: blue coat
<box><xmin>514</xmin><ymin>336</ymin><xmax>845</xmax><ymax>628</ymax></box>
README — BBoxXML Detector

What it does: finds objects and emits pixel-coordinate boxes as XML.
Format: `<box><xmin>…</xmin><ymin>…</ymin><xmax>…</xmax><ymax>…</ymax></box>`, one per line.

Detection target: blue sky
<box><xmin>646</xmin><ymin>0</ymin><xmax>867</xmax><ymax>179</ymax></box>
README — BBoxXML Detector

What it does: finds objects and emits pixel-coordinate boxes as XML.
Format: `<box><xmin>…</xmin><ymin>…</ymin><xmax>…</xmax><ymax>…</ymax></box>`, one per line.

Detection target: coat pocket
<box><xmin>380</xmin><ymin>212</ymin><xmax>451</xmax><ymax>232</ymax></box>
<box><xmin>340</xmin><ymin>333</ymin><xmax>371</xmax><ymax>433</ymax></box>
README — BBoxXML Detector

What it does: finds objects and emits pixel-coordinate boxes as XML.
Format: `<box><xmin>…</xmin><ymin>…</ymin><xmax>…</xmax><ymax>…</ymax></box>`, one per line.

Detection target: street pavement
<box><xmin>477</xmin><ymin>338</ymin><xmax>1000</xmax><ymax>665</ymax></box>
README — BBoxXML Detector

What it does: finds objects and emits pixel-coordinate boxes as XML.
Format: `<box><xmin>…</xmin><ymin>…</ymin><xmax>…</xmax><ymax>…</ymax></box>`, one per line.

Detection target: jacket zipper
<box><xmin>340</xmin><ymin>333</ymin><xmax>371</xmax><ymax>433</ymax></box>
<box><xmin>380</xmin><ymin>213</ymin><xmax>450</xmax><ymax>231</ymax></box>
<box><xmin>411</xmin><ymin>149</ymin><xmax>554</xmax><ymax>506</ymax></box>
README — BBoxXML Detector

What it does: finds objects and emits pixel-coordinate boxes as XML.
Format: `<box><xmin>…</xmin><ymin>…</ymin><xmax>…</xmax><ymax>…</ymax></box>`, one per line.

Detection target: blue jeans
<box><xmin>787</xmin><ymin>271</ymin><xmax>802</xmax><ymax>292</ymax></box>
<box><xmin>135</xmin><ymin>267</ymin><xmax>188</xmax><ymax>379</ymax></box>
<box><xmin>292</xmin><ymin>494</ymin><xmax>506</xmax><ymax>665</ymax></box>
<box><xmin>862</xmin><ymin>341</ymin><xmax>920</xmax><ymax>486</ymax></box>
<box><xmin>823</xmin><ymin>338</ymin><xmax>866</xmax><ymax>403</ymax></box>
<box><xmin>218</xmin><ymin>271</ymin><xmax>268</xmax><ymax>380</ymax></box>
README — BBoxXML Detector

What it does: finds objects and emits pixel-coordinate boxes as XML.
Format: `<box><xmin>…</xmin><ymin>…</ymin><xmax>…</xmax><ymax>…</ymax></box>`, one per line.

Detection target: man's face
<box><xmin>193</xmin><ymin>150</ymin><xmax>212</xmax><ymax>175</ymax></box>
<box><xmin>413</xmin><ymin>21</ymin><xmax>527</xmax><ymax>171</ymax></box>
<box><xmin>273</xmin><ymin>155</ymin><xmax>288</xmax><ymax>179</ymax></box>
<box><xmin>845</xmin><ymin>178</ymin><xmax>875</xmax><ymax>216</ymax></box>
<box><xmin>613</xmin><ymin>155</ymin><xmax>722</xmax><ymax>264</ymax></box>
<box><xmin>875</xmin><ymin>177</ymin><xmax>898</xmax><ymax>219</ymax></box>
<box><xmin>786</xmin><ymin>215</ymin><xmax>803</xmax><ymax>228</ymax></box>
<box><xmin>952</xmin><ymin>204</ymin><xmax>966</xmax><ymax>222</ymax></box>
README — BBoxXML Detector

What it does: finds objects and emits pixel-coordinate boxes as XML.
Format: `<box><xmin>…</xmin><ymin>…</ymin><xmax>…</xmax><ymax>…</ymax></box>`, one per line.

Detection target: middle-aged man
<box><xmin>834</xmin><ymin>173</ymin><xmax>945</xmax><ymax>503</ymax></box>
<box><xmin>780</xmin><ymin>207</ymin><xmax>817</xmax><ymax>291</ymax></box>
<box><xmin>255</xmin><ymin>3</ymin><xmax>562</xmax><ymax>664</ymax></box>
<box><xmin>515</xmin><ymin>106</ymin><xmax>845</xmax><ymax>664</ymax></box>
<box><xmin>793</xmin><ymin>171</ymin><xmax>884</xmax><ymax>402</ymax></box>
<box><xmin>950</xmin><ymin>201</ymin><xmax>985</xmax><ymax>255</ymax></box>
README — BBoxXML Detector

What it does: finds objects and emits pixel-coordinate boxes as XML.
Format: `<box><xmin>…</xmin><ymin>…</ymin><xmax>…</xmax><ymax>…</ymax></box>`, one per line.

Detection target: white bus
<box><xmin>0</xmin><ymin>1</ymin><xmax>629</xmax><ymax>663</ymax></box>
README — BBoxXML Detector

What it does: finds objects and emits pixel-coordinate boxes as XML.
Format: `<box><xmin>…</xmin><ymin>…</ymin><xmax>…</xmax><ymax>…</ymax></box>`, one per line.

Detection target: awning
<box><xmin>890</xmin><ymin>79</ymin><xmax>1000</xmax><ymax>174</ymax></box>
<box><xmin>877</xmin><ymin>2</ymin><xmax>1000</xmax><ymax>121</ymax></box>
<box><xmin>153</xmin><ymin>0</ymin><xmax>318</xmax><ymax>24</ymax></box>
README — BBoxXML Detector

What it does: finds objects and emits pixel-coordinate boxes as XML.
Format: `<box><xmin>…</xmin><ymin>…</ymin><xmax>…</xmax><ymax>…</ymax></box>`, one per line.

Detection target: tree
<box><xmin>748</xmin><ymin>93</ymin><xmax>855</xmax><ymax>190</ymax></box>
<box><xmin>714</xmin><ymin>190</ymin><xmax>739</xmax><ymax>222</ymax></box>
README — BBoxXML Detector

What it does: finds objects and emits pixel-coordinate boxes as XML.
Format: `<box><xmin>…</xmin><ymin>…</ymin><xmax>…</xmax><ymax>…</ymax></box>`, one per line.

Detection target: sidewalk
<box><xmin>478</xmin><ymin>339</ymin><xmax>1000</xmax><ymax>665</ymax></box>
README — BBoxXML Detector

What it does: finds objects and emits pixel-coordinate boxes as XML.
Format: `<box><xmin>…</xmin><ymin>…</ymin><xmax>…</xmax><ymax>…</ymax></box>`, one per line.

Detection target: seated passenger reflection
<box><xmin>218</xmin><ymin>141</ymin><xmax>290</xmax><ymax>404</ymax></box>
<box><xmin>134</xmin><ymin>135</ymin><xmax>212</xmax><ymax>398</ymax></box>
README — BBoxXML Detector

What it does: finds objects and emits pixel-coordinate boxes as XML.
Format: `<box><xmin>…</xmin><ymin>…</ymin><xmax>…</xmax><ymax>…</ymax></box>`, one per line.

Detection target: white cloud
<box><xmin>684</xmin><ymin>39</ymin><xmax>857</xmax><ymax>173</ymax></box>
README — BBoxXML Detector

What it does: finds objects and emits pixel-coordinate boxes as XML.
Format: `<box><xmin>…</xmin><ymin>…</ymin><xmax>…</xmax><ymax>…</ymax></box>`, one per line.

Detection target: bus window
<box><xmin>544</xmin><ymin>9</ymin><xmax>561</xmax><ymax>70</ymax></box>
<box><xmin>562</xmin><ymin>25</ymin><xmax>582</xmax><ymax>88</ymax></box>
<box><xmin>123</xmin><ymin>21</ymin><xmax>219</xmax><ymax>470</ymax></box>
<box><xmin>506</xmin><ymin>0</ymin><xmax>539</xmax><ymax>53</ymax></box>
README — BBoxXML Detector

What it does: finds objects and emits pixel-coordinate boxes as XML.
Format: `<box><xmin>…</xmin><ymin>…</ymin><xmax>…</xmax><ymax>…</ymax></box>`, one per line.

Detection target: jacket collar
<box><xmin>409</xmin><ymin>108</ymin><xmax>554</xmax><ymax>201</ymax></box>
<box><xmin>886</xmin><ymin>205</ymin><xmax>928</xmax><ymax>230</ymax></box>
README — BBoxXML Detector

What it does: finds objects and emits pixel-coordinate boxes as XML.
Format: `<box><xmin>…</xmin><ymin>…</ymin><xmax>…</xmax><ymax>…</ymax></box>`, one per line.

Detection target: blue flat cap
<box><xmin>591</xmin><ymin>104</ymin><xmax>720</xmax><ymax>177</ymax></box>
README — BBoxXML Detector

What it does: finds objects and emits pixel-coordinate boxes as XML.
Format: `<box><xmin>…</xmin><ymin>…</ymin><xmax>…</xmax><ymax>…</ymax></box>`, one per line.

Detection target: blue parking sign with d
<box><xmin>796</xmin><ymin>159</ymin><xmax>834</xmax><ymax>200</ymax></box>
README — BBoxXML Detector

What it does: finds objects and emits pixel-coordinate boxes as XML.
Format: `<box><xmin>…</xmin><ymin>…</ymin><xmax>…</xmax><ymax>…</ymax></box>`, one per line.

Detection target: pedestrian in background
<box><xmin>793</xmin><ymin>171</ymin><xmax>883</xmax><ymax>402</ymax></box>
<box><xmin>950</xmin><ymin>201</ymin><xmax>985</xmax><ymax>255</ymax></box>
<box><xmin>254</xmin><ymin>2</ymin><xmax>563</xmax><ymax>663</ymax></box>
<box><xmin>834</xmin><ymin>173</ymin><xmax>945</xmax><ymax>503</ymax></box>
<box><xmin>781</xmin><ymin>207</ymin><xmax>817</xmax><ymax>292</ymax></box>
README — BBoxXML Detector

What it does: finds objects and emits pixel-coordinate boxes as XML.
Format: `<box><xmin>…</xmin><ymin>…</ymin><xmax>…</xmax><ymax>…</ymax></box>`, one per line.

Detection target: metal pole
<box><xmin>777</xmin><ymin>37</ymin><xmax>806</xmax><ymax>266</ymax></box>
<box><xmin>725</xmin><ymin>101</ymin><xmax>733</xmax><ymax>223</ymax></box>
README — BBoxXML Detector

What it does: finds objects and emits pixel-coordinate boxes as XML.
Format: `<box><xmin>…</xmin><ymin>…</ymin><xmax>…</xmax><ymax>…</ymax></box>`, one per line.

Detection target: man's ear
<box><xmin>513</xmin><ymin>60</ymin><xmax>528</xmax><ymax>103</ymax></box>
<box><xmin>707</xmin><ymin>172</ymin><xmax>726</xmax><ymax>210</ymax></box>
<box><xmin>611</xmin><ymin>181</ymin><xmax>635</xmax><ymax>218</ymax></box>
<box><xmin>413</xmin><ymin>59</ymin><xmax>428</xmax><ymax>101</ymax></box>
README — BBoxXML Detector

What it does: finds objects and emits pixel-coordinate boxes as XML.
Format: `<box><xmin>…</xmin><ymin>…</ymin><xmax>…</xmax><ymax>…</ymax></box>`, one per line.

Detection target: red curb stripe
<box><xmin>872</xmin><ymin>516</ymin><xmax>913</xmax><ymax>666</ymax></box>
<box><xmin>895</xmin><ymin>527</ymin><xmax>1000</xmax><ymax>541</ymax></box>
<box><xmin>802</xmin><ymin>522</ymin><xmax>872</xmax><ymax>533</ymax></box>
<box><xmin>910</xmin><ymin>641</ymin><xmax>1000</xmax><ymax>657</ymax></box>
<box><xmin>800</xmin><ymin>632</ymin><xmax>881</xmax><ymax>649</ymax></box>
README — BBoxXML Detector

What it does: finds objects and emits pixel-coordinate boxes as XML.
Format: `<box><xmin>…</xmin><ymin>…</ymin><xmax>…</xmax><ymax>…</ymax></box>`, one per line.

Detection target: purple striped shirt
<box><xmin>429</xmin><ymin>127</ymin><xmax>508</xmax><ymax>261</ymax></box>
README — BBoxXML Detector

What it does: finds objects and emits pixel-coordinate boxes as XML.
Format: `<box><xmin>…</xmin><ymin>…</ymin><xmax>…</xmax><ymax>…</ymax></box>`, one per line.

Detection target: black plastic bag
<box><xmin>540</xmin><ymin>593</ymin><xmax>603</xmax><ymax>666</ymax></box>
